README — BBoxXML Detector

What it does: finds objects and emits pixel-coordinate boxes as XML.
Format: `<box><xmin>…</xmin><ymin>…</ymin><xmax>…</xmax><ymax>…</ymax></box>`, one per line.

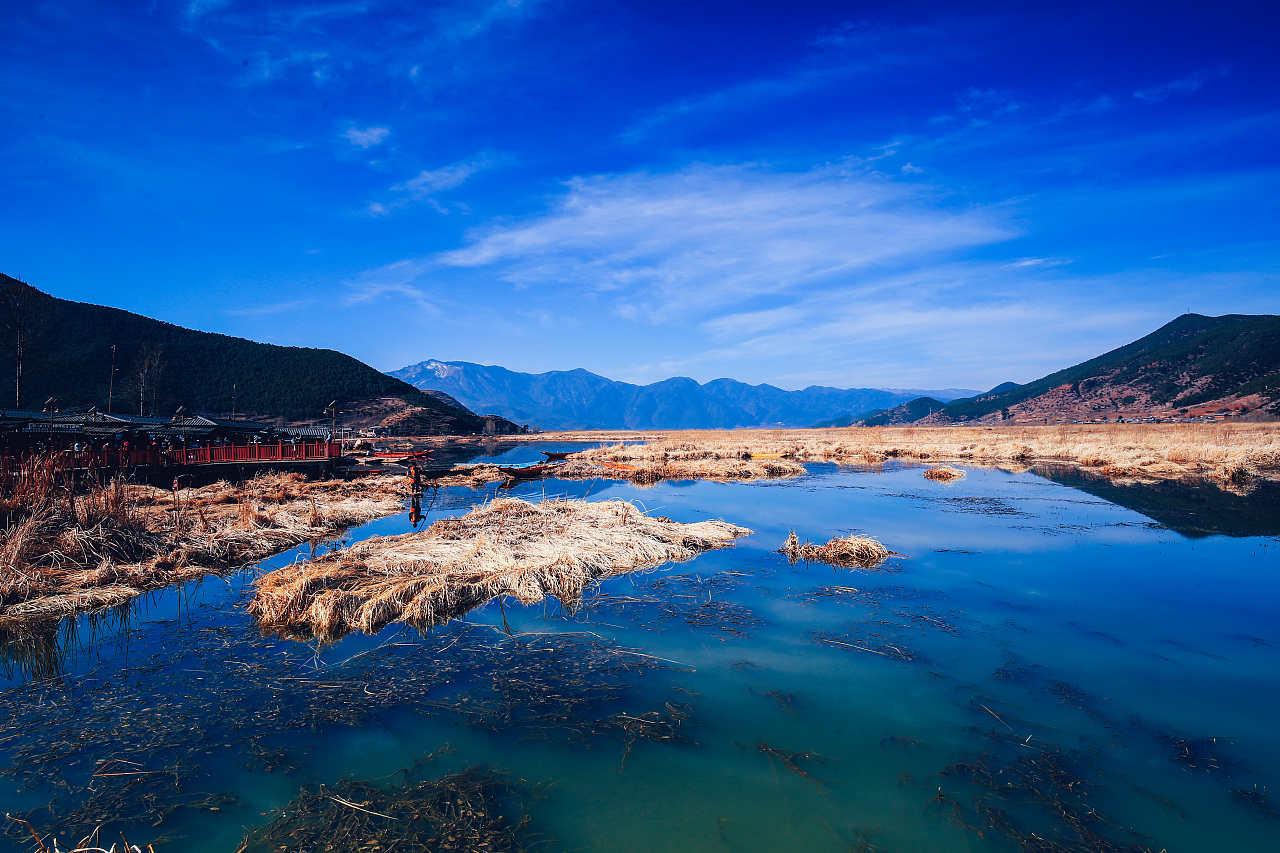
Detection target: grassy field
<box><xmin>533</xmin><ymin>422</ymin><xmax>1280</xmax><ymax>487</ymax></box>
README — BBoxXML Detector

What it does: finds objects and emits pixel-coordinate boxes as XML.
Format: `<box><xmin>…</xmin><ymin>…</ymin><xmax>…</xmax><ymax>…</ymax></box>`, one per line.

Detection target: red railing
<box><xmin>1</xmin><ymin>442</ymin><xmax>342</xmax><ymax>472</ymax></box>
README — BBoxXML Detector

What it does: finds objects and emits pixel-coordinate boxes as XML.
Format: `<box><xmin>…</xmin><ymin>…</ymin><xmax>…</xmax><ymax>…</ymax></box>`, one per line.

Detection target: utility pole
<box><xmin>107</xmin><ymin>344</ymin><xmax>116</xmax><ymax>414</ymax></box>
<box><xmin>231</xmin><ymin>383</ymin><xmax>237</xmax><ymax>420</ymax></box>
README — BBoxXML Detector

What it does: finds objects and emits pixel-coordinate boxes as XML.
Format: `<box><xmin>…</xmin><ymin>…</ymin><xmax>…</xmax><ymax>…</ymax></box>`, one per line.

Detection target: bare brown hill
<box><xmin>923</xmin><ymin>313</ymin><xmax>1280</xmax><ymax>424</ymax></box>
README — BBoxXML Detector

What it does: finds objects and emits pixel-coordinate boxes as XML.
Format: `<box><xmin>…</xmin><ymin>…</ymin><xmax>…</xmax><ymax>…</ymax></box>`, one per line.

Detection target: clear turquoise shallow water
<box><xmin>3</xmin><ymin>453</ymin><xmax>1279</xmax><ymax>852</ymax></box>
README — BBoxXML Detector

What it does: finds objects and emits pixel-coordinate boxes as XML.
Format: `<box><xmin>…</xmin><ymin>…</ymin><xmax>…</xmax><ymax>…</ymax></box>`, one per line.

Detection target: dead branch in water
<box><xmin>251</xmin><ymin>497</ymin><xmax>751</xmax><ymax>640</ymax></box>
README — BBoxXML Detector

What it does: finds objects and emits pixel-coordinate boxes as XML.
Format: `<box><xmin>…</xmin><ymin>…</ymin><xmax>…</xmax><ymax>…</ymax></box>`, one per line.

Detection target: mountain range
<box><xmin>390</xmin><ymin>360</ymin><xmax>977</xmax><ymax>430</ymax></box>
<box><xmin>7</xmin><ymin>272</ymin><xmax>1273</xmax><ymax>435</ymax></box>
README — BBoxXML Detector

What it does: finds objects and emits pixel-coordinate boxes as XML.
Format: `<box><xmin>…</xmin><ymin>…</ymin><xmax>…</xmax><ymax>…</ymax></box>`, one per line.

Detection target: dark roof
<box><xmin>0</xmin><ymin>410</ymin><xmax>288</xmax><ymax>440</ymax></box>
<box><xmin>282</xmin><ymin>426</ymin><xmax>331</xmax><ymax>438</ymax></box>
<box><xmin>0</xmin><ymin>409</ymin><xmax>59</xmax><ymax>421</ymax></box>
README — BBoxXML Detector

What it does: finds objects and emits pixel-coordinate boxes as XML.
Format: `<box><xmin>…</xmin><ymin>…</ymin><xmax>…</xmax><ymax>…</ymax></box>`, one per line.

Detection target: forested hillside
<box><xmin>0</xmin><ymin>275</ymin><xmax>489</xmax><ymax>428</ymax></box>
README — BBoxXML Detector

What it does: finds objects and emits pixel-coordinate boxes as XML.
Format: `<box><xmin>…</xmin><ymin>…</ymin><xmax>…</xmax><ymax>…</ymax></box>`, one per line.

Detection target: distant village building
<box><xmin>0</xmin><ymin>410</ymin><xmax>342</xmax><ymax>477</ymax></box>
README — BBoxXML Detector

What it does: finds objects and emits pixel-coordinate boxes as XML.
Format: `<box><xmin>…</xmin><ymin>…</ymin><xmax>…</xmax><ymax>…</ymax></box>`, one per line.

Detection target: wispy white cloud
<box><xmin>344</xmin><ymin>126</ymin><xmax>389</xmax><ymax>148</ymax></box>
<box><xmin>956</xmin><ymin>87</ymin><xmax>1023</xmax><ymax>115</ymax></box>
<box><xmin>623</xmin><ymin>19</ymin><xmax>971</xmax><ymax>143</ymax></box>
<box><xmin>674</xmin><ymin>263</ymin><xmax>1174</xmax><ymax>388</ymax></box>
<box><xmin>1003</xmin><ymin>256</ymin><xmax>1073</xmax><ymax>268</ymax></box>
<box><xmin>361</xmin><ymin>155</ymin><xmax>489</xmax><ymax>215</ymax></box>
<box><xmin>437</xmin><ymin>0</ymin><xmax>544</xmax><ymax>42</ymax></box>
<box><xmin>395</xmin><ymin>159</ymin><xmax>485</xmax><ymax>199</ymax></box>
<box><xmin>180</xmin><ymin>0</ymin><xmax>549</xmax><ymax>90</ymax></box>
<box><xmin>344</xmin><ymin>259</ymin><xmax>437</xmax><ymax>311</ymax></box>
<box><xmin>439</xmin><ymin>163</ymin><xmax>1016</xmax><ymax>320</ymax></box>
<box><xmin>1134</xmin><ymin>68</ymin><xmax>1228</xmax><ymax>102</ymax></box>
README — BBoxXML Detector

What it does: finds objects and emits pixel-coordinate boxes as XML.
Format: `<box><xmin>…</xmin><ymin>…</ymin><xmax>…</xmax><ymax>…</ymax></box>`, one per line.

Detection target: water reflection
<box><xmin>1033</xmin><ymin>463</ymin><xmax>1280</xmax><ymax>537</ymax></box>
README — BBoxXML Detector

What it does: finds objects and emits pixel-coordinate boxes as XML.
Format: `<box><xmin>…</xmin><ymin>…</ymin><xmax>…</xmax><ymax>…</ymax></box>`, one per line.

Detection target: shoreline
<box><xmin>4</xmin><ymin>422</ymin><xmax>1275</xmax><ymax>633</ymax></box>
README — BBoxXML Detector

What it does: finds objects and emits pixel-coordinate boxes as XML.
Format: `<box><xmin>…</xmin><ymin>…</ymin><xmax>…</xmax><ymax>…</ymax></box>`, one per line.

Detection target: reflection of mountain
<box><xmin>1033</xmin><ymin>464</ymin><xmax>1280</xmax><ymax>538</ymax></box>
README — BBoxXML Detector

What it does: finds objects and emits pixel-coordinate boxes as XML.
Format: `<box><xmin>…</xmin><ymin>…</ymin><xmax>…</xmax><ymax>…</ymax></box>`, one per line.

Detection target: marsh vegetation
<box><xmin>0</xmin><ymin>461</ymin><xmax>405</xmax><ymax>632</ymax></box>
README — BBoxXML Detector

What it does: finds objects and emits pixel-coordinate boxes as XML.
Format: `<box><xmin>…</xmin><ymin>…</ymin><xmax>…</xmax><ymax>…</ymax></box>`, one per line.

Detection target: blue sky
<box><xmin>2</xmin><ymin>0</ymin><xmax>1277</xmax><ymax>391</ymax></box>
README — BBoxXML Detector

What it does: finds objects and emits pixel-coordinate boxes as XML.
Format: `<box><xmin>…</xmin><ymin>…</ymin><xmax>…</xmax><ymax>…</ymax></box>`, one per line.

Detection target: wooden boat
<box><xmin>418</xmin><ymin>466</ymin><xmax>465</xmax><ymax>480</ymax></box>
<box><xmin>539</xmin><ymin>451</ymin><xmax>575</xmax><ymax>460</ymax></box>
<box><xmin>497</xmin><ymin>463</ymin><xmax>558</xmax><ymax>479</ymax></box>
<box><xmin>600</xmin><ymin>461</ymin><xmax>639</xmax><ymax>471</ymax></box>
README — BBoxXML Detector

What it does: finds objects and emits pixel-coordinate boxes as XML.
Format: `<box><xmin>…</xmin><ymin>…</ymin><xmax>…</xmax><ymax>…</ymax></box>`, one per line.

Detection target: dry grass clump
<box><xmin>0</xmin><ymin>463</ymin><xmax>408</xmax><ymax>630</ymax></box>
<box><xmin>556</xmin><ymin>446</ymin><xmax>806</xmax><ymax>485</ymax></box>
<box><xmin>250</xmin><ymin>497</ymin><xmax>752</xmax><ymax>640</ymax></box>
<box><xmin>536</xmin><ymin>423</ymin><xmax>1280</xmax><ymax>489</ymax></box>
<box><xmin>923</xmin><ymin>465</ymin><xmax>966</xmax><ymax>482</ymax></box>
<box><xmin>423</xmin><ymin>464</ymin><xmax>512</xmax><ymax>488</ymax></box>
<box><xmin>778</xmin><ymin>530</ymin><xmax>892</xmax><ymax>570</ymax></box>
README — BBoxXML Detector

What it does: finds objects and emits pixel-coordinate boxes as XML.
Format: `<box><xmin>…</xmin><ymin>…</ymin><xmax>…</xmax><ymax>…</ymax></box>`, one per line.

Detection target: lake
<box><xmin>3</xmin><ymin>447</ymin><xmax>1279</xmax><ymax>852</ymax></box>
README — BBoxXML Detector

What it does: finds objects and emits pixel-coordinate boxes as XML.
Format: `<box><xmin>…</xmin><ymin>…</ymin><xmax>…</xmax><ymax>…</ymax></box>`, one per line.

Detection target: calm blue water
<box><xmin>3</xmin><ymin>453</ymin><xmax>1279</xmax><ymax>852</ymax></box>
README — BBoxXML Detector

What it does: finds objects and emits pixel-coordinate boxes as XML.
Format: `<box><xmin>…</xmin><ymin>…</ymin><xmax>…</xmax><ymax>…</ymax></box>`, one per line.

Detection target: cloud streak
<box><xmin>395</xmin><ymin>159</ymin><xmax>485</xmax><ymax>199</ymax></box>
<box><xmin>344</xmin><ymin>259</ymin><xmax>437</xmax><ymax>311</ymax></box>
<box><xmin>440</xmin><ymin>163</ymin><xmax>1016</xmax><ymax>320</ymax></box>
<box><xmin>345</xmin><ymin>126</ymin><xmax>389</xmax><ymax>147</ymax></box>
<box><xmin>1134</xmin><ymin>68</ymin><xmax>1228</xmax><ymax>102</ymax></box>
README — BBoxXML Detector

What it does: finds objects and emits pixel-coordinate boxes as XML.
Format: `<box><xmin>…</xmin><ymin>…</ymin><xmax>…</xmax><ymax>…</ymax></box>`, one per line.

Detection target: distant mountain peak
<box><xmin>390</xmin><ymin>359</ymin><xmax>978</xmax><ymax>430</ymax></box>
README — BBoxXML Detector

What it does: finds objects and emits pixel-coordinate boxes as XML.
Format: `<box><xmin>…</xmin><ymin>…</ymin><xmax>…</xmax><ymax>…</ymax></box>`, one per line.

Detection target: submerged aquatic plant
<box><xmin>235</xmin><ymin>763</ymin><xmax>535</xmax><ymax>853</ymax></box>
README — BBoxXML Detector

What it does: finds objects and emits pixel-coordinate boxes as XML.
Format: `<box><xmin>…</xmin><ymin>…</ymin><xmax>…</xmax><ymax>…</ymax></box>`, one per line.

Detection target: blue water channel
<box><xmin>2</xmin><ymin>445</ymin><xmax>1279</xmax><ymax>852</ymax></box>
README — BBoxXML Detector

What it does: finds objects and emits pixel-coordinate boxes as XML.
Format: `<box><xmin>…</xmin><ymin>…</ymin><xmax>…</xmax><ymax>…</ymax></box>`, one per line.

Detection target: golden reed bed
<box><xmin>527</xmin><ymin>423</ymin><xmax>1279</xmax><ymax>488</ymax></box>
<box><xmin>250</xmin><ymin>497</ymin><xmax>751</xmax><ymax>640</ymax></box>
<box><xmin>0</xmin><ymin>465</ymin><xmax>406</xmax><ymax>632</ymax></box>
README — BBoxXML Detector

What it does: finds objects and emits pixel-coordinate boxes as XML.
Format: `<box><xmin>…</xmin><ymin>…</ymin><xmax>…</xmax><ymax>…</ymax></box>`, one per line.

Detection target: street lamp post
<box><xmin>107</xmin><ymin>345</ymin><xmax>116</xmax><ymax>415</ymax></box>
<box><xmin>325</xmin><ymin>400</ymin><xmax>343</xmax><ymax>449</ymax></box>
<box><xmin>43</xmin><ymin>397</ymin><xmax>58</xmax><ymax>446</ymax></box>
<box><xmin>174</xmin><ymin>406</ymin><xmax>188</xmax><ymax>459</ymax></box>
